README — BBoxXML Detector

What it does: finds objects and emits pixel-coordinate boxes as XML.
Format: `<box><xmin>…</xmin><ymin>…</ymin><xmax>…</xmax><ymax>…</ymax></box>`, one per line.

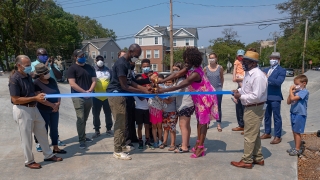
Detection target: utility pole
<box><xmin>302</xmin><ymin>18</ymin><xmax>308</xmax><ymax>74</ymax></box>
<box><xmin>169</xmin><ymin>0</ymin><xmax>173</xmax><ymax>73</ymax></box>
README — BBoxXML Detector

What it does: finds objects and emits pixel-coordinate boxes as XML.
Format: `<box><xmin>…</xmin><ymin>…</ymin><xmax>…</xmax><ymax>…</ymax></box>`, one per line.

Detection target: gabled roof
<box><xmin>173</xmin><ymin>28</ymin><xmax>198</xmax><ymax>39</ymax></box>
<box><xmin>134</xmin><ymin>25</ymin><xmax>164</xmax><ymax>37</ymax></box>
<box><xmin>81</xmin><ymin>38</ymin><xmax>121</xmax><ymax>50</ymax></box>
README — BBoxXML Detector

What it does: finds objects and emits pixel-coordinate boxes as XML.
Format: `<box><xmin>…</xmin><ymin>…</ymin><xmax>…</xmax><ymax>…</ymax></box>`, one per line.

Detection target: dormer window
<box><xmin>185</xmin><ymin>38</ymin><xmax>189</xmax><ymax>46</ymax></box>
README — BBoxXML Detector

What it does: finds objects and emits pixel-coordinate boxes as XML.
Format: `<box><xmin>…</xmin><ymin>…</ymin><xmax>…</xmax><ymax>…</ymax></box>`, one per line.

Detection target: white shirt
<box><xmin>267</xmin><ymin>64</ymin><xmax>278</xmax><ymax>77</ymax></box>
<box><xmin>134</xmin><ymin>96</ymin><xmax>149</xmax><ymax>110</ymax></box>
<box><xmin>238</xmin><ymin>67</ymin><xmax>268</xmax><ymax>105</ymax></box>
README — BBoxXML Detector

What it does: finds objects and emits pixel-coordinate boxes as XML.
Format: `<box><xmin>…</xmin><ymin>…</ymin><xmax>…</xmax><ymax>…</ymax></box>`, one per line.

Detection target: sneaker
<box><xmin>122</xmin><ymin>145</ymin><xmax>135</xmax><ymax>152</ymax></box>
<box><xmin>92</xmin><ymin>131</ymin><xmax>101</xmax><ymax>138</ymax></box>
<box><xmin>286</xmin><ymin>147</ymin><xmax>295</xmax><ymax>153</ymax></box>
<box><xmin>86</xmin><ymin>138</ymin><xmax>93</xmax><ymax>143</ymax></box>
<box><xmin>113</xmin><ymin>152</ymin><xmax>132</xmax><ymax>160</ymax></box>
<box><xmin>289</xmin><ymin>149</ymin><xmax>302</xmax><ymax>156</ymax></box>
<box><xmin>79</xmin><ymin>143</ymin><xmax>86</xmax><ymax>149</ymax></box>
<box><xmin>58</xmin><ymin>140</ymin><xmax>66</xmax><ymax>146</ymax></box>
<box><xmin>106</xmin><ymin>130</ymin><xmax>114</xmax><ymax>137</ymax></box>
<box><xmin>36</xmin><ymin>143</ymin><xmax>42</xmax><ymax>152</ymax></box>
<box><xmin>138</xmin><ymin>140</ymin><xmax>144</xmax><ymax>149</ymax></box>
<box><xmin>153</xmin><ymin>142</ymin><xmax>159</xmax><ymax>148</ymax></box>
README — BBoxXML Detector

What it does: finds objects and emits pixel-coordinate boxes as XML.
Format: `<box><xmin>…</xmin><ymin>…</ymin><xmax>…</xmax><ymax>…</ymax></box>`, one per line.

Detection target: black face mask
<box><xmin>242</xmin><ymin>62</ymin><xmax>253</xmax><ymax>71</ymax></box>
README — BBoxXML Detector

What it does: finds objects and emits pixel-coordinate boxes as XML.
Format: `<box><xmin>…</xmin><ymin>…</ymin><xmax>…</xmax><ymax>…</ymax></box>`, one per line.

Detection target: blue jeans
<box><xmin>34</xmin><ymin>109</ymin><xmax>59</xmax><ymax>146</ymax></box>
<box><xmin>235</xmin><ymin>99</ymin><xmax>244</xmax><ymax>128</ymax></box>
<box><xmin>216</xmin><ymin>94</ymin><xmax>223</xmax><ymax>122</ymax></box>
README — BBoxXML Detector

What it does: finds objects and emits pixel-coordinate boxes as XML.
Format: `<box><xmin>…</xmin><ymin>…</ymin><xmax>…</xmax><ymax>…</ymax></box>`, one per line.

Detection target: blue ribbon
<box><xmin>45</xmin><ymin>91</ymin><xmax>233</xmax><ymax>99</ymax></box>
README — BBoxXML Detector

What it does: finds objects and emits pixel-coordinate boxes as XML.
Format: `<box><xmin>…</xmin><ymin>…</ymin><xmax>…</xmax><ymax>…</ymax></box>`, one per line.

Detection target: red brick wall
<box><xmin>141</xmin><ymin>45</ymin><xmax>165</xmax><ymax>72</ymax></box>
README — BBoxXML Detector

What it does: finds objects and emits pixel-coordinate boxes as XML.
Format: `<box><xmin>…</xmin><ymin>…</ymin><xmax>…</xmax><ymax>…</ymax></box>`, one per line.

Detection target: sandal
<box><xmin>174</xmin><ymin>147</ymin><xmax>189</xmax><ymax>153</ymax></box>
<box><xmin>190</xmin><ymin>146</ymin><xmax>206</xmax><ymax>158</ymax></box>
<box><xmin>168</xmin><ymin>146</ymin><xmax>176</xmax><ymax>151</ymax></box>
<box><xmin>159</xmin><ymin>144</ymin><xmax>167</xmax><ymax>149</ymax></box>
<box><xmin>191</xmin><ymin>140</ymin><xmax>200</xmax><ymax>153</ymax></box>
<box><xmin>176</xmin><ymin>144</ymin><xmax>191</xmax><ymax>149</ymax></box>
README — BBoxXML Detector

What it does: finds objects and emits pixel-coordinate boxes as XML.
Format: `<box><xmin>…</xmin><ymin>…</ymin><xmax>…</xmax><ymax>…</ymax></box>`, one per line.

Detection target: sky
<box><xmin>57</xmin><ymin>0</ymin><xmax>288</xmax><ymax>49</ymax></box>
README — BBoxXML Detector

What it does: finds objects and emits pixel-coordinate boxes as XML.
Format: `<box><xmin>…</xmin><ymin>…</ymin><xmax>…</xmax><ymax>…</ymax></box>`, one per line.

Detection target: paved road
<box><xmin>0</xmin><ymin>71</ymin><xmax>318</xmax><ymax>180</ymax></box>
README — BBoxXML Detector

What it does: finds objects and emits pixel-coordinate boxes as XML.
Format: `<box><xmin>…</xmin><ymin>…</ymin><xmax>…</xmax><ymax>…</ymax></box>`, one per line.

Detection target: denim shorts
<box><xmin>290</xmin><ymin>113</ymin><xmax>306</xmax><ymax>134</ymax></box>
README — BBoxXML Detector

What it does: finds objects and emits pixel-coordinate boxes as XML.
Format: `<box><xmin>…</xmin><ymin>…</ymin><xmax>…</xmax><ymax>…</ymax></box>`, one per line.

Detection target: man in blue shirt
<box><xmin>260</xmin><ymin>52</ymin><xmax>286</xmax><ymax>144</ymax></box>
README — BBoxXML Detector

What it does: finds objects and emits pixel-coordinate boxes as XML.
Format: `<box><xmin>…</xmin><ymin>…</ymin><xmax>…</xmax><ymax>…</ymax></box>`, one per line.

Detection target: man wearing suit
<box><xmin>260</xmin><ymin>52</ymin><xmax>286</xmax><ymax>144</ymax></box>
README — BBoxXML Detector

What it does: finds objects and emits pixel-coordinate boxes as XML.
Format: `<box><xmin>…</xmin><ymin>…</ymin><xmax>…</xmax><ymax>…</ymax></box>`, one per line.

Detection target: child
<box><xmin>148</xmin><ymin>74</ymin><xmax>165</xmax><ymax>149</ymax></box>
<box><xmin>134</xmin><ymin>75</ymin><xmax>150</xmax><ymax>149</ymax></box>
<box><xmin>232</xmin><ymin>49</ymin><xmax>245</xmax><ymax>104</ymax></box>
<box><xmin>287</xmin><ymin>74</ymin><xmax>309</xmax><ymax>156</ymax></box>
<box><xmin>156</xmin><ymin>47</ymin><xmax>219</xmax><ymax>158</ymax></box>
<box><xmin>160</xmin><ymin>79</ymin><xmax>178</xmax><ymax>151</ymax></box>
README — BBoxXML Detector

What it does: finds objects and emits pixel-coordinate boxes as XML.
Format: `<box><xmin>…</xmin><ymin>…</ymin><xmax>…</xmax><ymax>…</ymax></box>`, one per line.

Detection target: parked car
<box><xmin>312</xmin><ymin>66</ymin><xmax>320</xmax><ymax>71</ymax></box>
<box><xmin>285</xmin><ymin>68</ymin><xmax>294</xmax><ymax>77</ymax></box>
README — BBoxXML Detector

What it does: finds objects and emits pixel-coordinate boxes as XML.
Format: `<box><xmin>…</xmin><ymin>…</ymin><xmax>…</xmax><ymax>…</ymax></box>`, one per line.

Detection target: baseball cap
<box><xmin>73</xmin><ymin>49</ymin><xmax>84</xmax><ymax>57</ymax></box>
<box><xmin>237</xmin><ymin>49</ymin><xmax>245</xmax><ymax>56</ymax></box>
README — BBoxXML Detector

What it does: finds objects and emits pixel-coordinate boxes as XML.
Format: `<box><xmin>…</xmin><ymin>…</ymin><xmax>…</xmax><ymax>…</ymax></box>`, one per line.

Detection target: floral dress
<box><xmin>187</xmin><ymin>67</ymin><xmax>219</xmax><ymax>124</ymax></box>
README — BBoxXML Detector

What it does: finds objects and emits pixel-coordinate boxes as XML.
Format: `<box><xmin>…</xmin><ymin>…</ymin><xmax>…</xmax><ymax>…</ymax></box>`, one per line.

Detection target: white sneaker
<box><xmin>122</xmin><ymin>145</ymin><xmax>135</xmax><ymax>152</ymax></box>
<box><xmin>113</xmin><ymin>152</ymin><xmax>132</xmax><ymax>160</ymax></box>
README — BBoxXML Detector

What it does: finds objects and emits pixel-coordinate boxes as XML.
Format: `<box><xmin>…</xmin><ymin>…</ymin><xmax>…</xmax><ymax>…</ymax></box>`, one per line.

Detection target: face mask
<box><xmin>158</xmin><ymin>84</ymin><xmax>165</xmax><ymax>88</ymax></box>
<box><xmin>142</xmin><ymin>67</ymin><xmax>150</xmax><ymax>73</ymax></box>
<box><xmin>96</xmin><ymin>60</ymin><xmax>104</xmax><ymax>67</ymax></box>
<box><xmin>209</xmin><ymin>58</ymin><xmax>216</xmax><ymax>63</ymax></box>
<box><xmin>242</xmin><ymin>63</ymin><xmax>252</xmax><ymax>71</ymax></box>
<box><xmin>131</xmin><ymin>57</ymin><xmax>139</xmax><ymax>63</ymax></box>
<box><xmin>77</xmin><ymin>57</ymin><xmax>86</xmax><ymax>64</ymax></box>
<box><xmin>44</xmin><ymin>73</ymin><xmax>50</xmax><ymax>79</ymax></box>
<box><xmin>270</xmin><ymin>59</ymin><xmax>278</xmax><ymax>67</ymax></box>
<box><xmin>295</xmin><ymin>85</ymin><xmax>301</xmax><ymax>90</ymax></box>
<box><xmin>38</xmin><ymin>55</ymin><xmax>48</xmax><ymax>63</ymax></box>
<box><xmin>22</xmin><ymin>65</ymin><xmax>32</xmax><ymax>74</ymax></box>
<box><xmin>237</xmin><ymin>56</ymin><xmax>243</xmax><ymax>61</ymax></box>
<box><xmin>173</xmin><ymin>70</ymin><xmax>179</xmax><ymax>73</ymax></box>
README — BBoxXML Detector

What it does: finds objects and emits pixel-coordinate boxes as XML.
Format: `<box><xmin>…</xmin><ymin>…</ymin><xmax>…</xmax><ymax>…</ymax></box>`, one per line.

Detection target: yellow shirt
<box><xmin>94</xmin><ymin>67</ymin><xmax>111</xmax><ymax>101</ymax></box>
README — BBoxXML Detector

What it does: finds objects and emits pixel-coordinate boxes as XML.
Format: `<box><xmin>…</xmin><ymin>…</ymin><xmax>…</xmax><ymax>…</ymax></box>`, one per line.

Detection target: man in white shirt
<box><xmin>231</xmin><ymin>49</ymin><xmax>268</xmax><ymax>169</ymax></box>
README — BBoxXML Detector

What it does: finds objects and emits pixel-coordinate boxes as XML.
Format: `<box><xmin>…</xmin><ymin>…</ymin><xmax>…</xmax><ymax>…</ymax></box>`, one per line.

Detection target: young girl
<box><xmin>148</xmin><ymin>74</ymin><xmax>165</xmax><ymax>149</ymax></box>
<box><xmin>160</xmin><ymin>79</ymin><xmax>178</xmax><ymax>151</ymax></box>
<box><xmin>157</xmin><ymin>47</ymin><xmax>219</xmax><ymax>158</ymax></box>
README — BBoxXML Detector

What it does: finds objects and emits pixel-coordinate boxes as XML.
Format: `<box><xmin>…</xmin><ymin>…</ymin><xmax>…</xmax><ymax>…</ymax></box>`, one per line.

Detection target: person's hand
<box><xmin>156</xmin><ymin>88</ymin><xmax>165</xmax><ymax>94</ymax></box>
<box><xmin>290</xmin><ymin>85</ymin><xmax>296</xmax><ymax>93</ymax></box>
<box><xmin>35</xmin><ymin>93</ymin><xmax>46</xmax><ymax>103</ymax></box>
<box><xmin>232</xmin><ymin>78</ymin><xmax>236</xmax><ymax>82</ymax></box>
<box><xmin>51</xmin><ymin>103</ymin><xmax>59</xmax><ymax>112</ymax></box>
<box><xmin>84</xmin><ymin>90</ymin><xmax>92</xmax><ymax>99</ymax></box>
<box><xmin>233</xmin><ymin>91</ymin><xmax>241</xmax><ymax>99</ymax></box>
<box><xmin>142</xmin><ymin>87</ymin><xmax>152</xmax><ymax>94</ymax></box>
<box><xmin>232</xmin><ymin>89</ymin><xmax>239</xmax><ymax>93</ymax></box>
<box><xmin>264</xmin><ymin>72</ymin><xmax>268</xmax><ymax>77</ymax></box>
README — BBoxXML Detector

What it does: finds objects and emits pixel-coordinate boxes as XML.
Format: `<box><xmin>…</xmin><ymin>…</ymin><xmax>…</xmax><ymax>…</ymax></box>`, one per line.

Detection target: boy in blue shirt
<box><xmin>287</xmin><ymin>75</ymin><xmax>309</xmax><ymax>156</ymax></box>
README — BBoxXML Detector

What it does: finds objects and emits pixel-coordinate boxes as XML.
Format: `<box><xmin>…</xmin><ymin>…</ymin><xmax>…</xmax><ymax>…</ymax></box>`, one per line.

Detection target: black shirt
<box><xmin>34</xmin><ymin>78</ymin><xmax>60</xmax><ymax>110</ymax></box>
<box><xmin>67</xmin><ymin>63</ymin><xmax>96</xmax><ymax>93</ymax></box>
<box><xmin>107</xmin><ymin>57</ymin><xmax>133</xmax><ymax>93</ymax></box>
<box><xmin>9</xmin><ymin>71</ymin><xmax>36</xmax><ymax>105</ymax></box>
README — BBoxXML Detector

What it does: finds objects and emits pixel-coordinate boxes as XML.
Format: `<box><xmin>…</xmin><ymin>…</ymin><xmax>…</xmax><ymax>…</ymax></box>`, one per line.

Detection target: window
<box><xmin>85</xmin><ymin>51</ymin><xmax>88</xmax><ymax>58</ymax></box>
<box><xmin>154</xmin><ymin>50</ymin><xmax>159</xmax><ymax>58</ymax></box>
<box><xmin>103</xmin><ymin>51</ymin><xmax>107</xmax><ymax>59</ymax></box>
<box><xmin>155</xmin><ymin>37</ymin><xmax>158</xmax><ymax>45</ymax></box>
<box><xmin>173</xmin><ymin>39</ymin><xmax>176</xmax><ymax>46</ymax></box>
<box><xmin>151</xmin><ymin>64</ymin><xmax>158</xmax><ymax>71</ymax></box>
<box><xmin>146</xmin><ymin>50</ymin><xmax>151</xmax><ymax>58</ymax></box>
<box><xmin>139</xmin><ymin>38</ymin><xmax>142</xmax><ymax>45</ymax></box>
<box><xmin>92</xmin><ymin>51</ymin><xmax>96</xmax><ymax>59</ymax></box>
<box><xmin>111</xmin><ymin>52</ymin><xmax>114</xmax><ymax>60</ymax></box>
<box><xmin>140</xmin><ymin>50</ymin><xmax>144</xmax><ymax>59</ymax></box>
<box><xmin>185</xmin><ymin>38</ymin><xmax>189</xmax><ymax>46</ymax></box>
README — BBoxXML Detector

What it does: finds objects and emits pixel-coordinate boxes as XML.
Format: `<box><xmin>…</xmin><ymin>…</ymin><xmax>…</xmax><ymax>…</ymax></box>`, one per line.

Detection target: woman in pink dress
<box><xmin>157</xmin><ymin>47</ymin><xmax>219</xmax><ymax>158</ymax></box>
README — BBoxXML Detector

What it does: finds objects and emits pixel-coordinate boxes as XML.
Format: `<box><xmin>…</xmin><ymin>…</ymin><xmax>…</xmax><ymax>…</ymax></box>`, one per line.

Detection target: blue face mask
<box><xmin>22</xmin><ymin>65</ymin><xmax>32</xmax><ymax>74</ymax></box>
<box><xmin>77</xmin><ymin>57</ymin><xmax>86</xmax><ymax>64</ymax></box>
<box><xmin>38</xmin><ymin>55</ymin><xmax>48</xmax><ymax>63</ymax></box>
<box><xmin>142</xmin><ymin>67</ymin><xmax>150</xmax><ymax>73</ymax></box>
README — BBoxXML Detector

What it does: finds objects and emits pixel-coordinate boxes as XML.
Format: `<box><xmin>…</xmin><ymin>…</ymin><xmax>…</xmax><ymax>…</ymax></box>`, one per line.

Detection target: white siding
<box><xmin>174</xmin><ymin>38</ymin><xmax>195</xmax><ymax>47</ymax></box>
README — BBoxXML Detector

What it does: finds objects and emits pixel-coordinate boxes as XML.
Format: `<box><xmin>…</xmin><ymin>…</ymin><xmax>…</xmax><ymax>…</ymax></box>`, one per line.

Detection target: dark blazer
<box><xmin>263</xmin><ymin>65</ymin><xmax>286</xmax><ymax>101</ymax></box>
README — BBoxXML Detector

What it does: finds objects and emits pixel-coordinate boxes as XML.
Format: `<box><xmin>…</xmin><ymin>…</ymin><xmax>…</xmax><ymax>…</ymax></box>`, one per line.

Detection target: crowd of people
<box><xmin>8</xmin><ymin>44</ymin><xmax>309</xmax><ymax>169</ymax></box>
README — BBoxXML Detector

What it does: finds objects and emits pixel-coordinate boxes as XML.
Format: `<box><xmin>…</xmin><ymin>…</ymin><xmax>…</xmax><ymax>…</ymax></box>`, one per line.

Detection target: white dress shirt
<box><xmin>238</xmin><ymin>67</ymin><xmax>268</xmax><ymax>105</ymax></box>
<box><xmin>267</xmin><ymin>64</ymin><xmax>278</xmax><ymax>77</ymax></box>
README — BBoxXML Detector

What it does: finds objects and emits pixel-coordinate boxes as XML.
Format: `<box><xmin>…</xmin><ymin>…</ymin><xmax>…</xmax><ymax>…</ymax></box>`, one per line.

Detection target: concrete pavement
<box><xmin>0</xmin><ymin>71</ymin><xmax>319</xmax><ymax>180</ymax></box>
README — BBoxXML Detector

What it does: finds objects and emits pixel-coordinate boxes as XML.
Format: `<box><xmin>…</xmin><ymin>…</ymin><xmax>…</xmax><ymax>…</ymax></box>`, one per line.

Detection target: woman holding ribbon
<box><xmin>156</xmin><ymin>47</ymin><xmax>219</xmax><ymax>158</ymax></box>
<box><xmin>33</xmin><ymin>63</ymin><xmax>66</xmax><ymax>154</ymax></box>
<box><xmin>204</xmin><ymin>53</ymin><xmax>224</xmax><ymax>132</ymax></box>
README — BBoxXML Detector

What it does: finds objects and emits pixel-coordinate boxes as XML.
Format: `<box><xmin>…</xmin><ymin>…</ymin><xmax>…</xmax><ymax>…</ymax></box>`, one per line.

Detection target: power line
<box><xmin>174</xmin><ymin>1</ymin><xmax>277</xmax><ymax>8</ymax></box>
<box><xmin>64</xmin><ymin>0</ymin><xmax>114</xmax><ymax>9</ymax></box>
<box><xmin>91</xmin><ymin>2</ymin><xmax>168</xmax><ymax>18</ymax></box>
<box><xmin>59</xmin><ymin>0</ymin><xmax>93</xmax><ymax>6</ymax></box>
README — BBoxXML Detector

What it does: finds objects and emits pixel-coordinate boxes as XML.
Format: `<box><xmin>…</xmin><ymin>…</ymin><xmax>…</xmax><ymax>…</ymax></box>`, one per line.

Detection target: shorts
<box><xmin>149</xmin><ymin>107</ymin><xmax>163</xmax><ymax>124</ymax></box>
<box><xmin>162</xmin><ymin>111</ymin><xmax>178</xmax><ymax>131</ymax></box>
<box><xmin>177</xmin><ymin>106</ymin><xmax>195</xmax><ymax>117</ymax></box>
<box><xmin>290</xmin><ymin>113</ymin><xmax>306</xmax><ymax>134</ymax></box>
<box><xmin>135</xmin><ymin>109</ymin><xmax>149</xmax><ymax>125</ymax></box>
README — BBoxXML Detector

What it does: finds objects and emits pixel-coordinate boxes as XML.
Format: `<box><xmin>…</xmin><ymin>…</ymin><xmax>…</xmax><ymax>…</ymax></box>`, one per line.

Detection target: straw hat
<box><xmin>243</xmin><ymin>51</ymin><xmax>259</xmax><ymax>62</ymax></box>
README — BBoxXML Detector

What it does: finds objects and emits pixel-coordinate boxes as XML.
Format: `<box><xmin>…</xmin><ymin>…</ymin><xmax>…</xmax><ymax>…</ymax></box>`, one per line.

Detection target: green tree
<box><xmin>163</xmin><ymin>47</ymin><xmax>185</xmax><ymax>66</ymax></box>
